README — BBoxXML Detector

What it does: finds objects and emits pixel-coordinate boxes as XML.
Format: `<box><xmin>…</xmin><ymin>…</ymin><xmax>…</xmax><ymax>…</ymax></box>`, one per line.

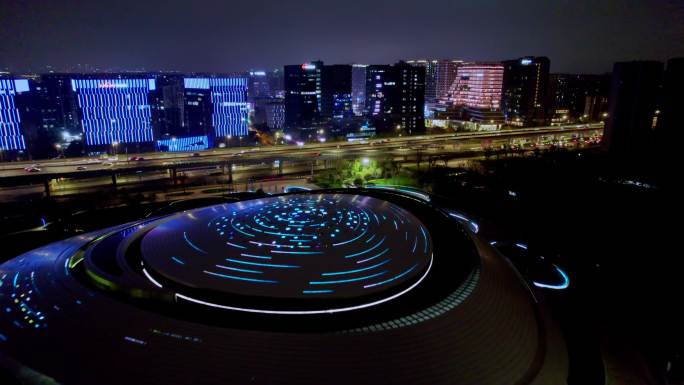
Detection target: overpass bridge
<box><xmin>0</xmin><ymin>123</ymin><xmax>603</xmax><ymax>196</ymax></box>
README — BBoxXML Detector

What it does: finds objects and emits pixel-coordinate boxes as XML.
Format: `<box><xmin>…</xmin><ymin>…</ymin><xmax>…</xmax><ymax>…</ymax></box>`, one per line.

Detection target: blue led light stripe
<box><xmin>226</xmin><ymin>242</ymin><xmax>247</xmax><ymax>249</ymax></box>
<box><xmin>356</xmin><ymin>248</ymin><xmax>390</xmax><ymax>264</ymax></box>
<box><xmin>216</xmin><ymin>264</ymin><xmax>263</xmax><ymax>274</ymax></box>
<box><xmin>204</xmin><ymin>270</ymin><xmax>276</xmax><ymax>283</ymax></box>
<box><xmin>309</xmin><ymin>271</ymin><xmax>386</xmax><ymax>285</ymax></box>
<box><xmin>344</xmin><ymin>237</ymin><xmax>385</xmax><ymax>258</ymax></box>
<box><xmin>183</xmin><ymin>232</ymin><xmax>207</xmax><ymax>254</ymax></box>
<box><xmin>364</xmin><ymin>264</ymin><xmax>418</xmax><ymax>288</ymax></box>
<box><xmin>322</xmin><ymin>259</ymin><xmax>391</xmax><ymax>276</ymax></box>
<box><xmin>225</xmin><ymin>258</ymin><xmax>300</xmax><ymax>269</ymax></box>
<box><xmin>240</xmin><ymin>253</ymin><xmax>272</xmax><ymax>260</ymax></box>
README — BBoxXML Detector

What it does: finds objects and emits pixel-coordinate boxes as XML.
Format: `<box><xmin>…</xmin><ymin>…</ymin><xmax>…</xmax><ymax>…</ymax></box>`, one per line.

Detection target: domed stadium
<box><xmin>0</xmin><ymin>189</ymin><xmax>568</xmax><ymax>385</ymax></box>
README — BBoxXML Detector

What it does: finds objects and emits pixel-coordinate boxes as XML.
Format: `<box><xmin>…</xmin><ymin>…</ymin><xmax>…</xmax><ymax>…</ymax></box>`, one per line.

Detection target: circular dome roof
<box><xmin>141</xmin><ymin>194</ymin><xmax>432</xmax><ymax>312</ymax></box>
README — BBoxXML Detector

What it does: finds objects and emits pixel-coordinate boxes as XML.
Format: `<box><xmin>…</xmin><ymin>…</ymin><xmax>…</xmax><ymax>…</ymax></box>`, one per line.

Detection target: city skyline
<box><xmin>1</xmin><ymin>0</ymin><xmax>683</xmax><ymax>75</ymax></box>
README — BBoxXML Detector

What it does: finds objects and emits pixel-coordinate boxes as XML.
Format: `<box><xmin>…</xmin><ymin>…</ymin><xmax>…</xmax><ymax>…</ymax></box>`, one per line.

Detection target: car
<box><xmin>128</xmin><ymin>156</ymin><xmax>146</xmax><ymax>161</ymax></box>
<box><xmin>24</xmin><ymin>166</ymin><xmax>41</xmax><ymax>173</ymax></box>
<box><xmin>102</xmin><ymin>162</ymin><xmax>113</xmax><ymax>167</ymax></box>
<box><xmin>75</xmin><ymin>166</ymin><xmax>87</xmax><ymax>171</ymax></box>
<box><xmin>192</xmin><ymin>152</ymin><xmax>201</xmax><ymax>157</ymax></box>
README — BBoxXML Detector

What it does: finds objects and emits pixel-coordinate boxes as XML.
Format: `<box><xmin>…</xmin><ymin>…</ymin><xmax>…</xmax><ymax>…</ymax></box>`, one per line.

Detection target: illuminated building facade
<box><xmin>435</xmin><ymin>60</ymin><xmax>462</xmax><ymax>102</ymax></box>
<box><xmin>183</xmin><ymin>77</ymin><xmax>249</xmax><ymax>139</ymax></box>
<box><xmin>156</xmin><ymin>135</ymin><xmax>209</xmax><ymax>152</ymax></box>
<box><xmin>351</xmin><ymin>64</ymin><xmax>367</xmax><ymax>115</ymax></box>
<box><xmin>266</xmin><ymin>99</ymin><xmax>285</xmax><ymax>130</ymax></box>
<box><xmin>0</xmin><ymin>77</ymin><xmax>29</xmax><ymax>152</ymax></box>
<box><xmin>284</xmin><ymin>62</ymin><xmax>323</xmax><ymax>129</ymax></box>
<box><xmin>446</xmin><ymin>63</ymin><xmax>504</xmax><ymax>110</ymax></box>
<box><xmin>321</xmin><ymin>64</ymin><xmax>352</xmax><ymax>119</ymax></box>
<box><xmin>407</xmin><ymin>60</ymin><xmax>438</xmax><ymax>103</ymax></box>
<box><xmin>71</xmin><ymin>77</ymin><xmax>156</xmax><ymax>147</ymax></box>
<box><xmin>365</xmin><ymin>62</ymin><xmax>425</xmax><ymax>134</ymax></box>
<box><xmin>501</xmin><ymin>56</ymin><xmax>550</xmax><ymax>126</ymax></box>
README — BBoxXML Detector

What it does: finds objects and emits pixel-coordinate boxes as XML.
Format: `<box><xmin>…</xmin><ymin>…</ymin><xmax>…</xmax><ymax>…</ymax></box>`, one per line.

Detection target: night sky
<box><xmin>1</xmin><ymin>0</ymin><xmax>683</xmax><ymax>74</ymax></box>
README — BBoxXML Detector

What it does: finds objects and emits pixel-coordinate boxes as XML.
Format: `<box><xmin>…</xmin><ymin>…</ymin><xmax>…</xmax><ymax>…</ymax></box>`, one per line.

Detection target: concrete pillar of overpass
<box><xmin>111</xmin><ymin>173</ymin><xmax>117</xmax><ymax>187</ymax></box>
<box><xmin>171</xmin><ymin>168</ymin><xmax>177</xmax><ymax>185</ymax></box>
<box><xmin>227</xmin><ymin>163</ymin><xmax>233</xmax><ymax>183</ymax></box>
<box><xmin>278</xmin><ymin>160</ymin><xmax>283</xmax><ymax>176</ymax></box>
<box><xmin>43</xmin><ymin>179</ymin><xmax>51</xmax><ymax>198</ymax></box>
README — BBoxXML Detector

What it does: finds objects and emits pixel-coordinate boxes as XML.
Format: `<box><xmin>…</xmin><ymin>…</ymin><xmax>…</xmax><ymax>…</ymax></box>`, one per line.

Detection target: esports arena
<box><xmin>0</xmin><ymin>188</ymin><xmax>568</xmax><ymax>384</ymax></box>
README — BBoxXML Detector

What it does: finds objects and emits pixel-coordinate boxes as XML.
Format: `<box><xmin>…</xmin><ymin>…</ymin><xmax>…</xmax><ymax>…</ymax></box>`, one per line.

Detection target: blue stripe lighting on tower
<box><xmin>156</xmin><ymin>135</ymin><xmax>209</xmax><ymax>152</ymax></box>
<box><xmin>0</xmin><ymin>79</ymin><xmax>28</xmax><ymax>151</ymax></box>
<box><xmin>71</xmin><ymin>78</ymin><xmax>156</xmax><ymax>146</ymax></box>
<box><xmin>184</xmin><ymin>77</ymin><xmax>249</xmax><ymax>137</ymax></box>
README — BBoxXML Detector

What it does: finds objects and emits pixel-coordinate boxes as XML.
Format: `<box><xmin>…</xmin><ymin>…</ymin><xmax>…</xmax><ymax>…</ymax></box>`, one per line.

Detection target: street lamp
<box><xmin>112</xmin><ymin>141</ymin><xmax>119</xmax><ymax>155</ymax></box>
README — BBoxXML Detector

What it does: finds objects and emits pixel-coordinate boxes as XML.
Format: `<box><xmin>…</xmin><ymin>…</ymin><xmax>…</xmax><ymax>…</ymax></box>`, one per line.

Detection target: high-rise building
<box><xmin>501</xmin><ymin>56</ymin><xmax>550</xmax><ymax>126</ymax></box>
<box><xmin>151</xmin><ymin>74</ymin><xmax>185</xmax><ymax>139</ymax></box>
<box><xmin>284</xmin><ymin>61</ymin><xmax>354</xmax><ymax>135</ymax></box>
<box><xmin>265</xmin><ymin>99</ymin><xmax>285</xmax><ymax>130</ymax></box>
<box><xmin>435</xmin><ymin>60</ymin><xmax>462</xmax><ymax>103</ymax></box>
<box><xmin>351</xmin><ymin>64</ymin><xmax>367</xmax><ymax>116</ymax></box>
<box><xmin>71</xmin><ymin>77</ymin><xmax>156</xmax><ymax>150</ymax></box>
<box><xmin>35</xmin><ymin>74</ymin><xmax>81</xmax><ymax>135</ymax></box>
<box><xmin>248</xmin><ymin>71</ymin><xmax>270</xmax><ymax>99</ymax></box>
<box><xmin>441</xmin><ymin>62</ymin><xmax>504</xmax><ymax>127</ymax></box>
<box><xmin>365</xmin><ymin>62</ymin><xmax>425</xmax><ymax>134</ymax></box>
<box><xmin>658</xmin><ymin>58</ymin><xmax>684</xmax><ymax>158</ymax></box>
<box><xmin>179</xmin><ymin>78</ymin><xmax>214</xmax><ymax>147</ymax></box>
<box><xmin>604</xmin><ymin>61</ymin><xmax>664</xmax><ymax>155</ymax></box>
<box><xmin>321</xmin><ymin>64</ymin><xmax>352</xmax><ymax>119</ymax></box>
<box><xmin>183</xmin><ymin>76</ymin><xmax>249</xmax><ymax>141</ymax></box>
<box><xmin>446</xmin><ymin>63</ymin><xmax>504</xmax><ymax>110</ymax></box>
<box><xmin>547</xmin><ymin>73</ymin><xmax>610</xmax><ymax>125</ymax></box>
<box><xmin>407</xmin><ymin>60</ymin><xmax>438</xmax><ymax>104</ymax></box>
<box><xmin>284</xmin><ymin>62</ymin><xmax>323</xmax><ymax>129</ymax></box>
<box><xmin>0</xmin><ymin>77</ymin><xmax>30</xmax><ymax>154</ymax></box>
<box><xmin>267</xmin><ymin>69</ymin><xmax>284</xmax><ymax>98</ymax></box>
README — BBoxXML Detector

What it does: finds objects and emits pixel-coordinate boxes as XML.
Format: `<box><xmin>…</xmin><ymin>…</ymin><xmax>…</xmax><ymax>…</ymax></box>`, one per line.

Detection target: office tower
<box><xmin>365</xmin><ymin>62</ymin><xmax>425</xmax><ymax>134</ymax></box>
<box><xmin>183</xmin><ymin>76</ymin><xmax>249</xmax><ymax>141</ymax></box>
<box><xmin>248</xmin><ymin>71</ymin><xmax>270</xmax><ymax>99</ymax></box>
<box><xmin>321</xmin><ymin>64</ymin><xmax>352</xmax><ymax>119</ymax></box>
<box><xmin>351</xmin><ymin>64</ymin><xmax>367</xmax><ymax>115</ymax></box>
<box><xmin>36</xmin><ymin>74</ymin><xmax>81</xmax><ymax>135</ymax></box>
<box><xmin>265</xmin><ymin>98</ymin><xmax>285</xmax><ymax>130</ymax></box>
<box><xmin>267</xmin><ymin>69</ymin><xmax>284</xmax><ymax>98</ymax></box>
<box><xmin>435</xmin><ymin>60</ymin><xmax>462</xmax><ymax>102</ymax></box>
<box><xmin>407</xmin><ymin>60</ymin><xmax>437</xmax><ymax>103</ymax></box>
<box><xmin>547</xmin><ymin>73</ymin><xmax>610</xmax><ymax>124</ymax></box>
<box><xmin>71</xmin><ymin>77</ymin><xmax>156</xmax><ymax>151</ymax></box>
<box><xmin>658</xmin><ymin>58</ymin><xmax>684</xmax><ymax>150</ymax></box>
<box><xmin>284</xmin><ymin>61</ymin><xmax>323</xmax><ymax>129</ymax></box>
<box><xmin>501</xmin><ymin>56</ymin><xmax>550</xmax><ymax>126</ymax></box>
<box><xmin>605</xmin><ymin>61</ymin><xmax>664</xmax><ymax>155</ymax></box>
<box><xmin>0</xmin><ymin>77</ymin><xmax>30</xmax><ymax>156</ymax></box>
<box><xmin>151</xmin><ymin>74</ymin><xmax>185</xmax><ymax>139</ymax></box>
<box><xmin>443</xmin><ymin>62</ymin><xmax>504</xmax><ymax>125</ymax></box>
